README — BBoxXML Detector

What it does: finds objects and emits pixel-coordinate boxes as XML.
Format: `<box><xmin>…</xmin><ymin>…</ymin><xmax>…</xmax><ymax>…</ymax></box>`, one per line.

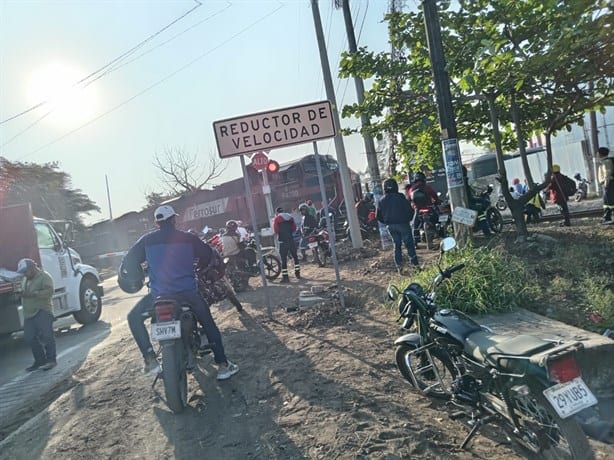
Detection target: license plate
<box><xmin>308</xmin><ymin>242</ymin><xmax>318</xmax><ymax>248</ymax></box>
<box><xmin>542</xmin><ymin>377</ymin><xmax>597</xmax><ymax>419</ymax></box>
<box><xmin>151</xmin><ymin>321</ymin><xmax>181</xmax><ymax>341</ymax></box>
<box><xmin>439</xmin><ymin>215</ymin><xmax>449</xmax><ymax>223</ymax></box>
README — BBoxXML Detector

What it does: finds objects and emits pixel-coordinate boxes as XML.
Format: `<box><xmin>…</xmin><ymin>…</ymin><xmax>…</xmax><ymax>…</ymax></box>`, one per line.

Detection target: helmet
<box><xmin>552</xmin><ymin>164</ymin><xmax>561</xmax><ymax>173</ymax></box>
<box><xmin>154</xmin><ymin>205</ymin><xmax>178</xmax><ymax>222</ymax></box>
<box><xmin>117</xmin><ymin>259</ymin><xmax>144</xmax><ymax>294</ymax></box>
<box><xmin>512</xmin><ymin>178</ymin><xmax>520</xmax><ymax>185</ymax></box>
<box><xmin>306</xmin><ymin>200</ymin><xmax>313</xmax><ymax>206</ymax></box>
<box><xmin>383</xmin><ymin>178</ymin><xmax>398</xmax><ymax>193</ymax></box>
<box><xmin>574</xmin><ymin>173</ymin><xmax>581</xmax><ymax>181</ymax></box>
<box><xmin>225</xmin><ymin>220</ymin><xmax>238</xmax><ymax>232</ymax></box>
<box><xmin>413</xmin><ymin>172</ymin><xmax>426</xmax><ymax>182</ymax></box>
<box><xmin>299</xmin><ymin>203</ymin><xmax>308</xmax><ymax>212</ymax></box>
<box><xmin>364</xmin><ymin>192</ymin><xmax>373</xmax><ymax>202</ymax></box>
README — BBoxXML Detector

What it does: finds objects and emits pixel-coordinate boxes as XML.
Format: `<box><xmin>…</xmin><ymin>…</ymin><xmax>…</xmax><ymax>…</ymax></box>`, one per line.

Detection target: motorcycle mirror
<box><xmin>440</xmin><ymin>237</ymin><xmax>456</xmax><ymax>253</ymax></box>
<box><xmin>386</xmin><ymin>284</ymin><xmax>400</xmax><ymax>301</ymax></box>
<box><xmin>202</xmin><ymin>226</ymin><xmax>209</xmax><ymax>234</ymax></box>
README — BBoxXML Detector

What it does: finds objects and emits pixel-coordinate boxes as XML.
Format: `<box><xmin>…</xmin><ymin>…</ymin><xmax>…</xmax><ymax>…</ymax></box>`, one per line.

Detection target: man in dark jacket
<box><xmin>376</xmin><ymin>178</ymin><xmax>419</xmax><ymax>273</ymax></box>
<box><xmin>124</xmin><ymin>205</ymin><xmax>239</xmax><ymax>380</ymax></box>
<box><xmin>598</xmin><ymin>147</ymin><xmax>614</xmax><ymax>224</ymax></box>
<box><xmin>546</xmin><ymin>164</ymin><xmax>571</xmax><ymax>227</ymax></box>
<box><xmin>273</xmin><ymin>207</ymin><xmax>300</xmax><ymax>282</ymax></box>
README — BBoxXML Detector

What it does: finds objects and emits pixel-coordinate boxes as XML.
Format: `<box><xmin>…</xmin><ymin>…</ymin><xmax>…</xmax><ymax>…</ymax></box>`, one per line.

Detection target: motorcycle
<box><xmin>476</xmin><ymin>185</ymin><xmax>503</xmax><ymax>233</ymax></box>
<box><xmin>496</xmin><ymin>191</ymin><xmax>508</xmax><ymax>211</ymax></box>
<box><xmin>389</xmin><ymin>237</ymin><xmax>597</xmax><ymax>458</ymax></box>
<box><xmin>574</xmin><ymin>175</ymin><xmax>589</xmax><ymax>202</ymax></box>
<box><xmin>196</xmin><ymin>257</ymin><xmax>243</xmax><ymax>312</ymax></box>
<box><xmin>343</xmin><ymin>215</ymin><xmax>379</xmax><ymax>242</ymax></box>
<box><xmin>436</xmin><ymin>195</ymin><xmax>451</xmax><ymax>239</ymax></box>
<box><xmin>150</xmin><ymin>295</ymin><xmax>212</xmax><ymax>414</ymax></box>
<box><xmin>306</xmin><ymin>226</ymin><xmax>331</xmax><ymax>267</ymax></box>
<box><xmin>414</xmin><ymin>206</ymin><xmax>440</xmax><ymax>250</ymax></box>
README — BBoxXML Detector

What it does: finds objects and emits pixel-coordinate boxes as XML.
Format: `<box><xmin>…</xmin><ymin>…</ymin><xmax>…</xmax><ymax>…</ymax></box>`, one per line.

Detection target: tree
<box><xmin>152</xmin><ymin>147</ymin><xmax>227</xmax><ymax>195</ymax></box>
<box><xmin>0</xmin><ymin>157</ymin><xmax>100</xmax><ymax>227</ymax></box>
<box><xmin>339</xmin><ymin>0</ymin><xmax>614</xmax><ymax>236</ymax></box>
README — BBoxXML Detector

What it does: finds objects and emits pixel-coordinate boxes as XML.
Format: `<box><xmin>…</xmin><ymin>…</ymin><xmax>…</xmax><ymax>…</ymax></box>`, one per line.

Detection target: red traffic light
<box><xmin>266</xmin><ymin>160</ymin><xmax>280</xmax><ymax>173</ymax></box>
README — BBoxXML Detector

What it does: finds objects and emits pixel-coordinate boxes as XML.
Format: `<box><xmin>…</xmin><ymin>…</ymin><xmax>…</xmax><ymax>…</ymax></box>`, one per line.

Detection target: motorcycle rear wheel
<box><xmin>161</xmin><ymin>342</ymin><xmax>188</xmax><ymax>414</ymax></box>
<box><xmin>395</xmin><ymin>344</ymin><xmax>457</xmax><ymax>399</ymax></box>
<box><xmin>262</xmin><ymin>254</ymin><xmax>281</xmax><ymax>280</ymax></box>
<box><xmin>486</xmin><ymin>207</ymin><xmax>503</xmax><ymax>233</ymax></box>
<box><xmin>509</xmin><ymin>378</ymin><xmax>592</xmax><ymax>460</ymax></box>
<box><xmin>312</xmin><ymin>247</ymin><xmax>322</xmax><ymax>267</ymax></box>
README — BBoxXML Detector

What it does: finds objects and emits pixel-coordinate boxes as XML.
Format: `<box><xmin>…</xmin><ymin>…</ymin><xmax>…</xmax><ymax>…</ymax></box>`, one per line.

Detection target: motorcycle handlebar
<box><xmin>444</xmin><ymin>264</ymin><xmax>465</xmax><ymax>277</ymax></box>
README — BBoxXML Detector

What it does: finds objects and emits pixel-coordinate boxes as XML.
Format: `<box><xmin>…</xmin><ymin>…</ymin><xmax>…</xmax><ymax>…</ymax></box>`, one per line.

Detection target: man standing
<box><xmin>18</xmin><ymin>258</ymin><xmax>56</xmax><ymax>372</ymax></box>
<box><xmin>598</xmin><ymin>147</ymin><xmax>614</xmax><ymax>224</ymax></box>
<box><xmin>123</xmin><ymin>205</ymin><xmax>239</xmax><ymax>380</ymax></box>
<box><xmin>547</xmin><ymin>164</ymin><xmax>572</xmax><ymax>227</ymax></box>
<box><xmin>273</xmin><ymin>207</ymin><xmax>300</xmax><ymax>283</ymax></box>
<box><xmin>376</xmin><ymin>178</ymin><xmax>419</xmax><ymax>274</ymax></box>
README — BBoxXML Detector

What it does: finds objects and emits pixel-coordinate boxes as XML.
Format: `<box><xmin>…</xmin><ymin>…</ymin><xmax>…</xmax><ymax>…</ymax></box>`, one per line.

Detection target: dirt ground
<box><xmin>2</xmin><ymin>220</ymin><xmax>614</xmax><ymax>460</ymax></box>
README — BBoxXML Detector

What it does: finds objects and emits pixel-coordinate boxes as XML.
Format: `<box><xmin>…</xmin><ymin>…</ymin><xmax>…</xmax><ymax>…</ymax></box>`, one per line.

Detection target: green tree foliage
<box><xmin>0</xmin><ymin>157</ymin><xmax>100</xmax><ymax>227</ymax></box>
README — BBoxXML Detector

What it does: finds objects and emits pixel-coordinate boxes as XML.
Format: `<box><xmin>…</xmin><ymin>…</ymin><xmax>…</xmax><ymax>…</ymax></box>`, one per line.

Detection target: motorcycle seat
<box><xmin>464</xmin><ymin>331</ymin><xmax>554</xmax><ymax>369</ymax></box>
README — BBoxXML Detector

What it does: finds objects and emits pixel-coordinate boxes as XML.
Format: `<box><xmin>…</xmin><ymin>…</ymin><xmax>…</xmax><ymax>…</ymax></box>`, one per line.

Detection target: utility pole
<box><xmin>338</xmin><ymin>0</ymin><xmax>382</xmax><ymax>197</ymax></box>
<box><xmin>311</xmin><ymin>0</ymin><xmax>363</xmax><ymax>248</ymax></box>
<box><xmin>422</xmin><ymin>0</ymin><xmax>469</xmax><ymax>245</ymax></box>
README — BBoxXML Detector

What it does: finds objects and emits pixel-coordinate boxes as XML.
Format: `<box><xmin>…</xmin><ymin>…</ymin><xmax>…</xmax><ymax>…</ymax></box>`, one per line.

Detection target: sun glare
<box><xmin>26</xmin><ymin>62</ymin><xmax>100</xmax><ymax>126</ymax></box>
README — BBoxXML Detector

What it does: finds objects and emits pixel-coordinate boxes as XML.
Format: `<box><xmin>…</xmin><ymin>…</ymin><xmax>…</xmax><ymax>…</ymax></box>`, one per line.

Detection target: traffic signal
<box><xmin>266</xmin><ymin>160</ymin><xmax>280</xmax><ymax>174</ymax></box>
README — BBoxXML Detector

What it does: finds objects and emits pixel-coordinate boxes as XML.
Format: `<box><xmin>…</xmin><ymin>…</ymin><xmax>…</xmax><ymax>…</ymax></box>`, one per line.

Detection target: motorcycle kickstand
<box><xmin>460</xmin><ymin>413</ymin><xmax>497</xmax><ymax>449</ymax></box>
<box><xmin>152</xmin><ymin>371</ymin><xmax>162</xmax><ymax>389</ymax></box>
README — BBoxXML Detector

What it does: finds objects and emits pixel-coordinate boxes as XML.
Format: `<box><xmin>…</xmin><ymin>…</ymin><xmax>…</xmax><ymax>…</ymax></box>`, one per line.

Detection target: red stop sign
<box><xmin>251</xmin><ymin>152</ymin><xmax>269</xmax><ymax>171</ymax></box>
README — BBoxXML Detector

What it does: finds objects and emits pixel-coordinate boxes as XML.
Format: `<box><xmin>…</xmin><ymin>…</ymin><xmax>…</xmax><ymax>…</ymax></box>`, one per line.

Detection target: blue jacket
<box><xmin>377</xmin><ymin>192</ymin><xmax>414</xmax><ymax>225</ymax></box>
<box><xmin>125</xmin><ymin>224</ymin><xmax>213</xmax><ymax>298</ymax></box>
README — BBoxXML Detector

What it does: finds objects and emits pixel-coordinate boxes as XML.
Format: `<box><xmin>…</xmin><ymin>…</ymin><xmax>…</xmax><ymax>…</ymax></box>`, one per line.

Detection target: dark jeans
<box><xmin>279</xmin><ymin>240</ymin><xmax>299</xmax><ymax>276</ymax></box>
<box><xmin>127</xmin><ymin>291</ymin><xmax>228</xmax><ymax>364</ymax></box>
<box><xmin>556</xmin><ymin>199</ymin><xmax>571</xmax><ymax>225</ymax></box>
<box><xmin>386</xmin><ymin>223</ymin><xmax>418</xmax><ymax>267</ymax></box>
<box><xmin>24</xmin><ymin>309</ymin><xmax>56</xmax><ymax>364</ymax></box>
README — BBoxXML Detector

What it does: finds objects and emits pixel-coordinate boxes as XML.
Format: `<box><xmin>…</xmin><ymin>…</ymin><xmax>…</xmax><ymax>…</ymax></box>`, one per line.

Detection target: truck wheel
<box><xmin>73</xmin><ymin>277</ymin><xmax>102</xmax><ymax>324</ymax></box>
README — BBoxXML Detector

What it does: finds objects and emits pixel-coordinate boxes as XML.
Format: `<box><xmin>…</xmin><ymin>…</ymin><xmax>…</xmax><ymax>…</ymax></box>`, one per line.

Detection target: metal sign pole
<box><xmin>313</xmin><ymin>141</ymin><xmax>345</xmax><ymax>309</ymax></box>
<box><xmin>240</xmin><ymin>156</ymin><xmax>272</xmax><ymax>318</ymax></box>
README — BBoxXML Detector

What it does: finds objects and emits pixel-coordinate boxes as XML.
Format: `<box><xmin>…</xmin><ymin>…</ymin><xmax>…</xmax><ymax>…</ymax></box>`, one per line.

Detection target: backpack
<box><xmin>559</xmin><ymin>174</ymin><xmax>577</xmax><ymax>197</ymax></box>
<box><xmin>410</xmin><ymin>186</ymin><xmax>430</xmax><ymax>208</ymax></box>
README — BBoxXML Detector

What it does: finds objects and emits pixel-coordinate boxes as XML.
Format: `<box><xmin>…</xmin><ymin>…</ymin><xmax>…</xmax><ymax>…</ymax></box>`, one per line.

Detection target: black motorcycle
<box><xmin>150</xmin><ymin>295</ymin><xmax>211</xmax><ymax>414</ymax></box>
<box><xmin>196</xmin><ymin>258</ymin><xmax>243</xmax><ymax>312</ymax></box>
<box><xmin>389</xmin><ymin>237</ymin><xmax>597</xmax><ymax>458</ymax></box>
<box><xmin>476</xmin><ymin>185</ymin><xmax>503</xmax><ymax>233</ymax></box>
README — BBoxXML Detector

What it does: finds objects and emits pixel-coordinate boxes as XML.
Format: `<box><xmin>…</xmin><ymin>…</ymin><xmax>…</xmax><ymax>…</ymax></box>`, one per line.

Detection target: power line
<box><xmin>1</xmin><ymin>2</ymin><xmax>231</xmax><ymax>149</ymax></box>
<box><xmin>15</xmin><ymin>2</ymin><xmax>286</xmax><ymax>161</ymax></box>
<box><xmin>0</xmin><ymin>0</ymin><xmax>204</xmax><ymax>126</ymax></box>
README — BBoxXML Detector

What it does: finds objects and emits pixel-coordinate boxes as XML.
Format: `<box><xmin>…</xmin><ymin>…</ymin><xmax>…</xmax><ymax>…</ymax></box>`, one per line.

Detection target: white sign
<box><xmin>182</xmin><ymin>198</ymin><xmax>229</xmax><ymax>222</ymax></box>
<box><xmin>452</xmin><ymin>207</ymin><xmax>478</xmax><ymax>226</ymax></box>
<box><xmin>213</xmin><ymin>100</ymin><xmax>336</xmax><ymax>158</ymax></box>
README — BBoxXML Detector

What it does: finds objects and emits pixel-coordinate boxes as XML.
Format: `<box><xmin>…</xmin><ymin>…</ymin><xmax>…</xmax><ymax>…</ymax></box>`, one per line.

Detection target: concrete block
<box><xmin>298</xmin><ymin>292</ymin><xmax>325</xmax><ymax>308</ymax></box>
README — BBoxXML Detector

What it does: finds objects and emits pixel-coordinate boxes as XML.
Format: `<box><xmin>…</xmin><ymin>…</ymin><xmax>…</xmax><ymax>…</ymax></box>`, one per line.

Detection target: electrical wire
<box><xmin>15</xmin><ymin>2</ymin><xmax>286</xmax><ymax>161</ymax></box>
<box><xmin>0</xmin><ymin>0</ymin><xmax>204</xmax><ymax>126</ymax></box>
<box><xmin>1</xmin><ymin>2</ymin><xmax>231</xmax><ymax>149</ymax></box>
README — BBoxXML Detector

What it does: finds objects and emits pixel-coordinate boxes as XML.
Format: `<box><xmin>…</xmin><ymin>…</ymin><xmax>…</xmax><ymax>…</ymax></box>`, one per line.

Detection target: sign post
<box><xmin>213</xmin><ymin>101</ymin><xmax>344</xmax><ymax>317</ymax></box>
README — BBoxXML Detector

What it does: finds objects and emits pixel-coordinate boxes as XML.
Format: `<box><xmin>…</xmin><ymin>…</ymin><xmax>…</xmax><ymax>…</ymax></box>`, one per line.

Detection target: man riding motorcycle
<box><xmin>406</xmin><ymin>172</ymin><xmax>440</xmax><ymax>248</ymax></box>
<box><xmin>355</xmin><ymin>193</ymin><xmax>376</xmax><ymax>226</ymax></box>
<box><xmin>298</xmin><ymin>203</ymin><xmax>319</xmax><ymax>260</ymax></box>
<box><xmin>221</xmin><ymin>220</ymin><xmax>257</xmax><ymax>273</ymax></box>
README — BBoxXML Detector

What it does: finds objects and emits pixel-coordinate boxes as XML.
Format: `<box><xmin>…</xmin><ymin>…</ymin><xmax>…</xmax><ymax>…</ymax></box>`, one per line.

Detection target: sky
<box><xmin>0</xmin><ymin>0</ymin><xmax>416</xmax><ymax>225</ymax></box>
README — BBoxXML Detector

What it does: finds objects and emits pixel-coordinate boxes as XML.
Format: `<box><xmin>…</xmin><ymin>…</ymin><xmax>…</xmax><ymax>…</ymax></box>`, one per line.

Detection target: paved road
<box><xmin>0</xmin><ymin>277</ymin><xmax>138</xmax><ymax>434</ymax></box>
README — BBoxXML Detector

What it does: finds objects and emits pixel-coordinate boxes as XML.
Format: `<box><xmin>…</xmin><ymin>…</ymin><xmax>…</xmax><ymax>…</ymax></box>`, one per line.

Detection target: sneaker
<box><xmin>295</xmin><ymin>272</ymin><xmax>301</xmax><ymax>279</ymax></box>
<box><xmin>41</xmin><ymin>361</ymin><xmax>57</xmax><ymax>371</ymax></box>
<box><xmin>26</xmin><ymin>362</ymin><xmax>45</xmax><ymax>372</ymax></box>
<box><xmin>396</xmin><ymin>266</ymin><xmax>404</xmax><ymax>275</ymax></box>
<box><xmin>143</xmin><ymin>352</ymin><xmax>161</xmax><ymax>375</ymax></box>
<box><xmin>217</xmin><ymin>360</ymin><xmax>239</xmax><ymax>381</ymax></box>
<box><xmin>280</xmin><ymin>276</ymin><xmax>290</xmax><ymax>284</ymax></box>
<box><xmin>410</xmin><ymin>257</ymin><xmax>419</xmax><ymax>267</ymax></box>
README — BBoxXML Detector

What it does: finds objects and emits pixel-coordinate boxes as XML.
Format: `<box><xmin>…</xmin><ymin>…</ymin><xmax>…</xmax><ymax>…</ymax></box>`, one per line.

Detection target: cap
<box><xmin>552</xmin><ymin>164</ymin><xmax>561</xmax><ymax>173</ymax></box>
<box><xmin>154</xmin><ymin>205</ymin><xmax>178</xmax><ymax>222</ymax></box>
<box><xmin>17</xmin><ymin>258</ymin><xmax>36</xmax><ymax>274</ymax></box>
<box><xmin>598</xmin><ymin>147</ymin><xmax>610</xmax><ymax>158</ymax></box>
<box><xmin>275</xmin><ymin>207</ymin><xmax>284</xmax><ymax>213</ymax></box>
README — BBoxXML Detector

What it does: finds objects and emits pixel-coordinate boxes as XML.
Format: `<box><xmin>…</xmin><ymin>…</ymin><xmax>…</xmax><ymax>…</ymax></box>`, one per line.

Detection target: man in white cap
<box><xmin>123</xmin><ymin>205</ymin><xmax>239</xmax><ymax>380</ymax></box>
<box><xmin>17</xmin><ymin>258</ymin><xmax>57</xmax><ymax>371</ymax></box>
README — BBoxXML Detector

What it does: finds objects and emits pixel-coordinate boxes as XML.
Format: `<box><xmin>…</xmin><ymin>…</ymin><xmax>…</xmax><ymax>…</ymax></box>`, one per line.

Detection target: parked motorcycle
<box><xmin>150</xmin><ymin>295</ymin><xmax>211</xmax><ymax>413</ymax></box>
<box><xmin>306</xmin><ymin>226</ymin><xmax>331</xmax><ymax>267</ymax></box>
<box><xmin>574</xmin><ymin>174</ymin><xmax>589</xmax><ymax>202</ymax></box>
<box><xmin>343</xmin><ymin>216</ymin><xmax>379</xmax><ymax>242</ymax></box>
<box><xmin>477</xmin><ymin>185</ymin><xmax>503</xmax><ymax>233</ymax></box>
<box><xmin>389</xmin><ymin>237</ymin><xmax>597</xmax><ymax>458</ymax></box>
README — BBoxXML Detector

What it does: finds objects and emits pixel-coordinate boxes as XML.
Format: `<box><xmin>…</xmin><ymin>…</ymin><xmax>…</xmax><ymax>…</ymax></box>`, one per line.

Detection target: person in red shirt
<box><xmin>406</xmin><ymin>172</ymin><xmax>440</xmax><ymax>245</ymax></box>
<box><xmin>273</xmin><ymin>207</ymin><xmax>300</xmax><ymax>283</ymax></box>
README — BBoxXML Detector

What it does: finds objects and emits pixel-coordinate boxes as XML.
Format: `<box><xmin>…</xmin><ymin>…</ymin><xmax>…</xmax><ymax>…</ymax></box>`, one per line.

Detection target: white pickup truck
<box><xmin>0</xmin><ymin>203</ymin><xmax>104</xmax><ymax>336</ymax></box>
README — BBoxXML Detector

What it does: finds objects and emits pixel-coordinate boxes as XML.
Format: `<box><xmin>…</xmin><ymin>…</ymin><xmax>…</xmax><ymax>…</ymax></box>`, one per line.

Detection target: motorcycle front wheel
<box><xmin>395</xmin><ymin>344</ymin><xmax>457</xmax><ymax>399</ymax></box>
<box><xmin>486</xmin><ymin>207</ymin><xmax>503</xmax><ymax>233</ymax></box>
<box><xmin>574</xmin><ymin>191</ymin><xmax>583</xmax><ymax>202</ymax></box>
<box><xmin>262</xmin><ymin>254</ymin><xmax>281</xmax><ymax>280</ymax></box>
<box><xmin>161</xmin><ymin>342</ymin><xmax>188</xmax><ymax>414</ymax></box>
<box><xmin>509</xmin><ymin>378</ymin><xmax>592</xmax><ymax>460</ymax></box>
